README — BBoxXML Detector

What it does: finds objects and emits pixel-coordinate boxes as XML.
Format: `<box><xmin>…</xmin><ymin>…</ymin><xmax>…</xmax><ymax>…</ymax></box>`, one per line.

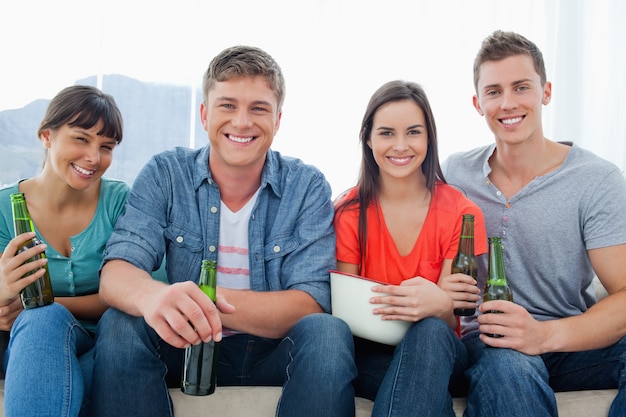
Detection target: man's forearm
<box><xmin>100</xmin><ymin>259</ymin><xmax>167</xmax><ymax>317</ymax></box>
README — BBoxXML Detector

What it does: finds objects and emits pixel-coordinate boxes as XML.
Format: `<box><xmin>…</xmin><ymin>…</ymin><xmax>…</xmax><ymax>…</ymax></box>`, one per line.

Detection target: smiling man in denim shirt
<box><xmin>90</xmin><ymin>45</ymin><xmax>357</xmax><ymax>417</ymax></box>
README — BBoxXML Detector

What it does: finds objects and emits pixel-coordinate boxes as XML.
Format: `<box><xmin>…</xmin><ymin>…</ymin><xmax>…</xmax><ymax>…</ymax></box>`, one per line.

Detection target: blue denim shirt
<box><xmin>103</xmin><ymin>145</ymin><xmax>336</xmax><ymax>312</ymax></box>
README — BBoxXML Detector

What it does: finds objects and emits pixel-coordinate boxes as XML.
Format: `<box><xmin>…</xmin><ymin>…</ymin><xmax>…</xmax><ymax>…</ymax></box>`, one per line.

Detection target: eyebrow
<box><xmin>482</xmin><ymin>78</ymin><xmax>533</xmax><ymax>90</ymax></box>
<box><xmin>376</xmin><ymin>123</ymin><xmax>424</xmax><ymax>130</ymax></box>
<box><xmin>72</xmin><ymin>127</ymin><xmax>118</xmax><ymax>145</ymax></box>
<box><xmin>101</xmin><ymin>138</ymin><xmax>118</xmax><ymax>145</ymax></box>
<box><xmin>215</xmin><ymin>96</ymin><xmax>274</xmax><ymax>108</ymax></box>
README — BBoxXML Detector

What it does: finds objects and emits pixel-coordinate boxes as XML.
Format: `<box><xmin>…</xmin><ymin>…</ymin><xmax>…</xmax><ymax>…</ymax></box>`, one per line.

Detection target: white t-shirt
<box><xmin>217</xmin><ymin>189</ymin><xmax>260</xmax><ymax>291</ymax></box>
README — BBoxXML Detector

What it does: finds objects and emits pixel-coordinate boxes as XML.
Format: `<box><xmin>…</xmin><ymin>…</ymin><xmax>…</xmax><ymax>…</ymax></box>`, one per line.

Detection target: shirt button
<box><xmin>209</xmin><ymin>246</ymin><xmax>216</xmax><ymax>252</ymax></box>
<box><xmin>210</xmin><ymin>206</ymin><xmax>218</xmax><ymax>213</ymax></box>
<box><xmin>273</xmin><ymin>245</ymin><xmax>280</xmax><ymax>253</ymax></box>
<box><xmin>502</xmin><ymin>230</ymin><xmax>507</xmax><ymax>235</ymax></box>
<box><xmin>176</xmin><ymin>236</ymin><xmax>184</xmax><ymax>243</ymax></box>
<box><xmin>496</xmin><ymin>191</ymin><xmax>502</xmax><ymax>196</ymax></box>
<box><xmin>503</xmin><ymin>216</ymin><xmax>508</xmax><ymax>222</ymax></box>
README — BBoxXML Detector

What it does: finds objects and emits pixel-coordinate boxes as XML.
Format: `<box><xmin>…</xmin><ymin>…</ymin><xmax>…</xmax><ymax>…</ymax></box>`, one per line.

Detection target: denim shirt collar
<box><xmin>194</xmin><ymin>144</ymin><xmax>282</xmax><ymax>198</ymax></box>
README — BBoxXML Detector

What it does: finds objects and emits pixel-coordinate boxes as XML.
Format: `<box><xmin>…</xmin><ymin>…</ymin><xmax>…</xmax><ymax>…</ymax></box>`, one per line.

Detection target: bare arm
<box><xmin>337</xmin><ymin>261</ymin><xmax>359</xmax><ymax>276</ymax></box>
<box><xmin>218</xmin><ymin>287</ymin><xmax>323</xmax><ymax>339</ymax></box>
<box><xmin>55</xmin><ymin>294</ymin><xmax>108</xmax><ymax>322</ymax></box>
<box><xmin>542</xmin><ymin>243</ymin><xmax>626</xmax><ymax>351</ymax></box>
<box><xmin>100</xmin><ymin>259</ymin><xmax>235</xmax><ymax>348</ymax></box>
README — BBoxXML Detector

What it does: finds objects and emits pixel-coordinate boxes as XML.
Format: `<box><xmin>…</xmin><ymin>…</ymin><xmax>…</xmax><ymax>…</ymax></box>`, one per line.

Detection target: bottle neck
<box><xmin>12</xmin><ymin>200</ymin><xmax>35</xmax><ymax>235</ymax></box>
<box><xmin>198</xmin><ymin>260</ymin><xmax>217</xmax><ymax>302</ymax></box>
<box><xmin>487</xmin><ymin>240</ymin><xmax>507</xmax><ymax>284</ymax></box>
<box><xmin>458</xmin><ymin>220</ymin><xmax>475</xmax><ymax>253</ymax></box>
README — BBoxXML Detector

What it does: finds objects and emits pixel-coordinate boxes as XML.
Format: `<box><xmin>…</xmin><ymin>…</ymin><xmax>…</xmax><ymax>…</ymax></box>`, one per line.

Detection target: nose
<box><xmin>392</xmin><ymin>135</ymin><xmax>410</xmax><ymax>151</ymax></box>
<box><xmin>84</xmin><ymin>144</ymin><xmax>101</xmax><ymax>165</ymax></box>
<box><xmin>500</xmin><ymin>90</ymin><xmax>518</xmax><ymax>110</ymax></box>
<box><xmin>232</xmin><ymin>109</ymin><xmax>253</xmax><ymax>129</ymax></box>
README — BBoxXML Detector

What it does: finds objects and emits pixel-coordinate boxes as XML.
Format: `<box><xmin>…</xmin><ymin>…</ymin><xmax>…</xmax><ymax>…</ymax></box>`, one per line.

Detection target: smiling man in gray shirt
<box><xmin>441</xmin><ymin>30</ymin><xmax>626</xmax><ymax>417</ymax></box>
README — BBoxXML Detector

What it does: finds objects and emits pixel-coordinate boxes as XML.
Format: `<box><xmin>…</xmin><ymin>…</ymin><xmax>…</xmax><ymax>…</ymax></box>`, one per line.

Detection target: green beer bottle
<box><xmin>482</xmin><ymin>236</ymin><xmax>513</xmax><ymax>338</ymax></box>
<box><xmin>10</xmin><ymin>193</ymin><xmax>54</xmax><ymax>309</ymax></box>
<box><xmin>452</xmin><ymin>214</ymin><xmax>478</xmax><ymax>316</ymax></box>
<box><xmin>181</xmin><ymin>259</ymin><xmax>220</xmax><ymax>395</ymax></box>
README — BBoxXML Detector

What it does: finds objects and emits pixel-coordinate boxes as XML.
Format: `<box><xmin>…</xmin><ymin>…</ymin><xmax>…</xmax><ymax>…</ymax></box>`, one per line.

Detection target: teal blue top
<box><xmin>0</xmin><ymin>178</ymin><xmax>129</xmax><ymax>332</ymax></box>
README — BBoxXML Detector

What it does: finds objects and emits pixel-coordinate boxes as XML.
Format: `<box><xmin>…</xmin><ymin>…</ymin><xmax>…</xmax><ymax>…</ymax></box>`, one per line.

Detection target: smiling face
<box><xmin>40</xmin><ymin>120</ymin><xmax>116</xmax><ymax>190</ymax></box>
<box><xmin>367</xmin><ymin>99</ymin><xmax>428</xmax><ymax>182</ymax></box>
<box><xmin>473</xmin><ymin>54</ymin><xmax>551</xmax><ymax>147</ymax></box>
<box><xmin>200</xmin><ymin>75</ymin><xmax>281</xmax><ymax>175</ymax></box>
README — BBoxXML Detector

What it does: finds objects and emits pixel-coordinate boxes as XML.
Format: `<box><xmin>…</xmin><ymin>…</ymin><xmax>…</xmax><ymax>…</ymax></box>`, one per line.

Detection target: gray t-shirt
<box><xmin>442</xmin><ymin>143</ymin><xmax>626</xmax><ymax>338</ymax></box>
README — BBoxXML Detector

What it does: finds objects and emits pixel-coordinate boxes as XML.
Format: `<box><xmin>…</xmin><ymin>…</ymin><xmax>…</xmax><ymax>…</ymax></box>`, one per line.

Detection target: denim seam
<box><xmin>385</xmin><ymin>341</ymin><xmax>405</xmax><ymax>417</ymax></box>
<box><xmin>63</xmin><ymin>322</ymin><xmax>80</xmax><ymax>417</ymax></box>
<box><xmin>275</xmin><ymin>336</ymin><xmax>294</xmax><ymax>417</ymax></box>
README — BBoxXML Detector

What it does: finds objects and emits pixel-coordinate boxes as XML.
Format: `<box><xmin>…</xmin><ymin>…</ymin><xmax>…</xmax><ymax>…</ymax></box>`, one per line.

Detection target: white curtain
<box><xmin>546</xmin><ymin>0</ymin><xmax>626</xmax><ymax>172</ymax></box>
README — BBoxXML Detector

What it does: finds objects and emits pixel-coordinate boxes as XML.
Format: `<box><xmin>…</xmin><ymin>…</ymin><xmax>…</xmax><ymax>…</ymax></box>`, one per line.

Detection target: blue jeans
<box><xmin>90</xmin><ymin>309</ymin><xmax>357</xmax><ymax>417</ymax></box>
<box><xmin>4</xmin><ymin>303</ymin><xmax>95</xmax><ymax>417</ymax></box>
<box><xmin>463</xmin><ymin>332</ymin><xmax>626</xmax><ymax>417</ymax></box>
<box><xmin>355</xmin><ymin>317</ymin><xmax>468</xmax><ymax>417</ymax></box>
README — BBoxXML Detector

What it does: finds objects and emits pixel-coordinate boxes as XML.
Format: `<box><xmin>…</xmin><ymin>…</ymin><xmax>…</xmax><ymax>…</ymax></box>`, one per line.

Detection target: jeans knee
<box><xmin>469</xmin><ymin>346</ymin><xmax>547</xmax><ymax>386</ymax></box>
<box><xmin>98</xmin><ymin>308</ymin><xmax>142</xmax><ymax>335</ymax></box>
<box><xmin>12</xmin><ymin>303</ymin><xmax>73</xmax><ymax>337</ymax></box>
<box><xmin>294</xmin><ymin>313</ymin><xmax>353</xmax><ymax>342</ymax></box>
<box><xmin>403</xmin><ymin>317</ymin><xmax>456</xmax><ymax>350</ymax></box>
<box><xmin>289</xmin><ymin>314</ymin><xmax>355</xmax><ymax>370</ymax></box>
<box><xmin>407</xmin><ymin>317</ymin><xmax>450</xmax><ymax>337</ymax></box>
<box><xmin>95</xmin><ymin>308</ymin><xmax>152</xmax><ymax>358</ymax></box>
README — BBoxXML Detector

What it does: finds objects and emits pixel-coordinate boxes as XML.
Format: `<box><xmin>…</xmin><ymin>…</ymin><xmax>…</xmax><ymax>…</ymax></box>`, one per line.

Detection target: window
<box><xmin>1</xmin><ymin>0</ymin><xmax>624</xmax><ymax>194</ymax></box>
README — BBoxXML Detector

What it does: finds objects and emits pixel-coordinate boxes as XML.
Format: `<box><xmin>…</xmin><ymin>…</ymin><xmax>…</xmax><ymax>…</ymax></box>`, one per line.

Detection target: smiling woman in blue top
<box><xmin>90</xmin><ymin>45</ymin><xmax>357</xmax><ymax>417</ymax></box>
<box><xmin>0</xmin><ymin>85</ymin><xmax>127</xmax><ymax>417</ymax></box>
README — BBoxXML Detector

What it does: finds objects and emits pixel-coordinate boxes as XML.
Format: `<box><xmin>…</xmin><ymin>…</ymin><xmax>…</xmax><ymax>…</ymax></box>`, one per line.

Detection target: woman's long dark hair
<box><xmin>335</xmin><ymin>80</ymin><xmax>446</xmax><ymax>272</ymax></box>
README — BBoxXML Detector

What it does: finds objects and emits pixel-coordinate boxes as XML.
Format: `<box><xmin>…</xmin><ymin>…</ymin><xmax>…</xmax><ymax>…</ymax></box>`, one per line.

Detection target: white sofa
<box><xmin>167</xmin><ymin>386</ymin><xmax>618</xmax><ymax>417</ymax></box>
<box><xmin>0</xmin><ymin>381</ymin><xmax>618</xmax><ymax>417</ymax></box>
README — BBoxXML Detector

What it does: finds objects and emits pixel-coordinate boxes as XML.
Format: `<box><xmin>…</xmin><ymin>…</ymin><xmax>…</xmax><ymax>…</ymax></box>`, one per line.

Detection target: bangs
<box><xmin>68</xmin><ymin>97</ymin><xmax>123</xmax><ymax>143</ymax></box>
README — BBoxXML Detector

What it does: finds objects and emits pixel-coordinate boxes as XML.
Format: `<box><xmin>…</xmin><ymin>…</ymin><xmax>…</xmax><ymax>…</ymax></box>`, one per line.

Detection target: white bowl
<box><xmin>330</xmin><ymin>270</ymin><xmax>411</xmax><ymax>345</ymax></box>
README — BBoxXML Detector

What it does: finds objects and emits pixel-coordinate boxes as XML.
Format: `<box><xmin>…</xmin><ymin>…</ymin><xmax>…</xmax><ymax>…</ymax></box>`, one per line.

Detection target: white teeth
<box><xmin>72</xmin><ymin>164</ymin><xmax>95</xmax><ymax>175</ymax></box>
<box><xmin>389</xmin><ymin>157</ymin><xmax>411</xmax><ymax>163</ymax></box>
<box><xmin>228</xmin><ymin>135</ymin><xmax>254</xmax><ymax>143</ymax></box>
<box><xmin>502</xmin><ymin>116</ymin><xmax>523</xmax><ymax>125</ymax></box>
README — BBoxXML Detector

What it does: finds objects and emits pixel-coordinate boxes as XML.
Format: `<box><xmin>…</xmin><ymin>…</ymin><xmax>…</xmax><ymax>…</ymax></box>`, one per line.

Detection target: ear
<box><xmin>199</xmin><ymin>102</ymin><xmax>209</xmax><ymax>132</ymax></box>
<box><xmin>40</xmin><ymin>129</ymin><xmax>53</xmax><ymax>148</ymax></box>
<box><xmin>472</xmin><ymin>95</ymin><xmax>484</xmax><ymax>116</ymax></box>
<box><xmin>542</xmin><ymin>81</ymin><xmax>552</xmax><ymax>105</ymax></box>
<box><xmin>274</xmin><ymin>111</ymin><xmax>282</xmax><ymax>132</ymax></box>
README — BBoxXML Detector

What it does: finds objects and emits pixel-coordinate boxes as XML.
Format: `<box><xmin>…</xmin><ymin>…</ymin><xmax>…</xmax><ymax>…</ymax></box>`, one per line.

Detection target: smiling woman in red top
<box><xmin>334</xmin><ymin>80</ymin><xmax>487</xmax><ymax>417</ymax></box>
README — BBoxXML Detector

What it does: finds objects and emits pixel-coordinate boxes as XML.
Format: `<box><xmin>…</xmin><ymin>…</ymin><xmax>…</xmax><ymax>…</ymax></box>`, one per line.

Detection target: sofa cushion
<box><xmin>0</xmin><ymin>374</ymin><xmax>616</xmax><ymax>416</ymax></box>
<box><xmin>167</xmin><ymin>386</ymin><xmax>617</xmax><ymax>417</ymax></box>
